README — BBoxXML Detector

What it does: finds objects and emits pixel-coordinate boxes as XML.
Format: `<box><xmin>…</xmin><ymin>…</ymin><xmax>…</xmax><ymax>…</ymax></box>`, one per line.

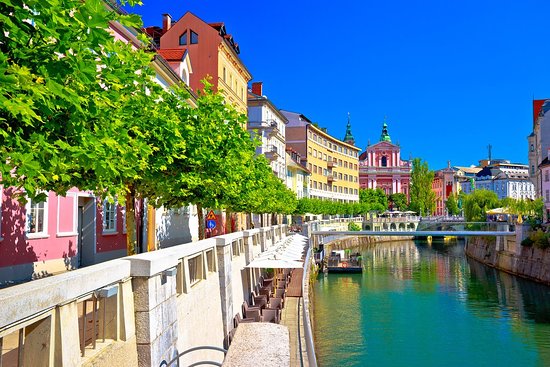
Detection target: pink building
<box><xmin>540</xmin><ymin>148</ymin><xmax>550</xmax><ymax>221</ymax></box>
<box><xmin>359</xmin><ymin>121</ymin><xmax>411</xmax><ymax>200</ymax></box>
<box><xmin>0</xmin><ymin>188</ymin><xmax>128</xmax><ymax>286</ymax></box>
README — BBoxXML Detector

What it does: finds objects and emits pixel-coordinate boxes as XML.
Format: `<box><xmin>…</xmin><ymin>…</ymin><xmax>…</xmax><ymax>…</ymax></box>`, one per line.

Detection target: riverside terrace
<box><xmin>0</xmin><ymin>218</ymin><xmax>360</xmax><ymax>367</ymax></box>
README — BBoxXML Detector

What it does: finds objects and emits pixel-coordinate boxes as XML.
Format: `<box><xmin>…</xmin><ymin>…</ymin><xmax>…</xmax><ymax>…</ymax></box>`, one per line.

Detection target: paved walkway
<box><xmin>280</xmin><ymin>268</ymin><xmax>309</xmax><ymax>366</ymax></box>
<box><xmin>286</xmin><ymin>269</ymin><xmax>303</xmax><ymax>297</ymax></box>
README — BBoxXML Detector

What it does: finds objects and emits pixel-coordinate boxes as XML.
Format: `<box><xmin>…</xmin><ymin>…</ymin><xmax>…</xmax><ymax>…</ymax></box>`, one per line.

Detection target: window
<box><xmin>103</xmin><ymin>200</ymin><xmax>117</xmax><ymax>233</ymax></box>
<box><xmin>546</xmin><ymin>170</ymin><xmax>549</xmax><ymax>182</ymax></box>
<box><xmin>323</xmin><ymin>184</ymin><xmax>327</xmax><ymax>191</ymax></box>
<box><xmin>531</xmin><ymin>165</ymin><xmax>535</xmax><ymax>175</ymax></box>
<box><xmin>546</xmin><ymin>190</ymin><xmax>549</xmax><ymax>203</ymax></box>
<box><xmin>344</xmin><ymin>162</ymin><xmax>348</xmax><ymax>168</ymax></box>
<box><xmin>344</xmin><ymin>174</ymin><xmax>348</xmax><ymax>181</ymax></box>
<box><xmin>190</xmin><ymin>30</ymin><xmax>199</xmax><ymax>44</ymax></box>
<box><xmin>531</xmin><ymin>144</ymin><xmax>534</xmax><ymax>152</ymax></box>
<box><xmin>313</xmin><ymin>165</ymin><xmax>317</xmax><ymax>174</ymax></box>
<box><xmin>313</xmin><ymin>150</ymin><xmax>317</xmax><ymax>158</ymax></box>
<box><xmin>338</xmin><ymin>159</ymin><xmax>342</xmax><ymax>166</ymax></box>
<box><xmin>308</xmin><ymin>147</ymin><xmax>312</xmax><ymax>155</ymax></box>
<box><xmin>27</xmin><ymin>197</ymin><xmax>48</xmax><ymax>236</ymax></box>
<box><xmin>323</xmin><ymin>154</ymin><xmax>327</xmax><ymax>161</ymax></box>
<box><xmin>344</xmin><ymin>188</ymin><xmax>348</xmax><ymax>194</ymax></box>
<box><xmin>308</xmin><ymin>163</ymin><xmax>312</xmax><ymax>171</ymax></box>
<box><xmin>354</xmin><ymin>189</ymin><xmax>358</xmax><ymax>195</ymax></box>
<box><xmin>179</xmin><ymin>31</ymin><xmax>187</xmax><ymax>45</ymax></box>
<box><xmin>382</xmin><ymin>156</ymin><xmax>388</xmax><ymax>167</ymax></box>
<box><xmin>313</xmin><ymin>181</ymin><xmax>317</xmax><ymax>189</ymax></box>
<box><xmin>223</xmin><ymin>67</ymin><xmax>226</xmax><ymax>81</ymax></box>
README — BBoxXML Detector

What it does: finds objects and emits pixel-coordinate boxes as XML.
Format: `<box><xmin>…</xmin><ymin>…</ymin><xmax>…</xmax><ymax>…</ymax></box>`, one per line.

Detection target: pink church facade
<box><xmin>358</xmin><ymin>122</ymin><xmax>411</xmax><ymax>201</ymax></box>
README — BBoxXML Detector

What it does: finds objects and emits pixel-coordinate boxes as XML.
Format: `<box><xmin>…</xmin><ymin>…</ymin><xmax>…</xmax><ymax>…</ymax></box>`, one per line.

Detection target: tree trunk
<box><xmin>225</xmin><ymin>209</ymin><xmax>232</xmax><ymax>233</ymax></box>
<box><xmin>197</xmin><ymin>203</ymin><xmax>205</xmax><ymax>240</ymax></box>
<box><xmin>247</xmin><ymin>212</ymin><xmax>252</xmax><ymax>229</ymax></box>
<box><xmin>125</xmin><ymin>188</ymin><xmax>137</xmax><ymax>256</ymax></box>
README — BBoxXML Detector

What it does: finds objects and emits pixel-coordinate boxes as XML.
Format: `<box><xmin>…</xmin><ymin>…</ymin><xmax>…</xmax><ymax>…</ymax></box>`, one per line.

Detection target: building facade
<box><xmin>475</xmin><ymin>162</ymin><xmax>536</xmax><ymax>200</ymax></box>
<box><xmin>359</xmin><ymin>121</ymin><xmax>411</xmax><ymax>199</ymax></box>
<box><xmin>540</xmin><ymin>149</ymin><xmax>550</xmax><ymax>221</ymax></box>
<box><xmin>282</xmin><ymin>110</ymin><xmax>360</xmax><ymax>202</ymax></box>
<box><xmin>432</xmin><ymin>163</ymin><xmax>457</xmax><ymax>216</ymax></box>
<box><xmin>285</xmin><ymin>149</ymin><xmax>311</xmax><ymax>199</ymax></box>
<box><xmin>152</xmin><ymin>12</ymin><xmax>252</xmax><ymax>114</ymax></box>
<box><xmin>247</xmin><ymin>82</ymin><xmax>287</xmax><ymax>180</ymax></box>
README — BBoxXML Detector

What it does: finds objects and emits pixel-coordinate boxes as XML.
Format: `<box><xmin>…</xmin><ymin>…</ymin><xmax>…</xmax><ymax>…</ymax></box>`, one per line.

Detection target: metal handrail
<box><xmin>160</xmin><ymin>346</ymin><xmax>227</xmax><ymax>367</ymax></box>
<box><xmin>301</xmin><ymin>243</ymin><xmax>318</xmax><ymax>366</ymax></box>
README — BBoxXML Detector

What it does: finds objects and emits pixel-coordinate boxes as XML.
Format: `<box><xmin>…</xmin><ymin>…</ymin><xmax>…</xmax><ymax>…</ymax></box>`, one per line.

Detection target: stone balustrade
<box><xmin>0</xmin><ymin>223</ymin><xmax>290</xmax><ymax>367</ymax></box>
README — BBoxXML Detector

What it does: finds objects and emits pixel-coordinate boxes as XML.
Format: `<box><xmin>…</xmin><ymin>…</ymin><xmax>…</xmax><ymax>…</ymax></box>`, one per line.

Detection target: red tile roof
<box><xmin>157</xmin><ymin>48</ymin><xmax>187</xmax><ymax>61</ymax></box>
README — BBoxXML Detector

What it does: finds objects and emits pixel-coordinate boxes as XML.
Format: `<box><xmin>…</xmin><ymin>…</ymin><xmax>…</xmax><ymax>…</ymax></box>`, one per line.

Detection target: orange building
<box><xmin>146</xmin><ymin>12</ymin><xmax>252</xmax><ymax>114</ymax></box>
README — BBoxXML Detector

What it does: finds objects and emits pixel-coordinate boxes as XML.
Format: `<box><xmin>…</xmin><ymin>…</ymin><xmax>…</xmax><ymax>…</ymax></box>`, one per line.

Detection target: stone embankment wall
<box><xmin>327</xmin><ymin>235</ymin><xmax>413</xmax><ymax>250</ymax></box>
<box><xmin>465</xmin><ymin>227</ymin><xmax>550</xmax><ymax>286</ymax></box>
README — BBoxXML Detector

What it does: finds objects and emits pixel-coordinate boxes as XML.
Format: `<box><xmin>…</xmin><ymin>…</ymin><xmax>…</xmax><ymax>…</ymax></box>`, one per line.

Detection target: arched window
<box><xmin>179</xmin><ymin>31</ymin><xmax>187</xmax><ymax>45</ymax></box>
<box><xmin>530</xmin><ymin>144</ymin><xmax>534</xmax><ymax>152</ymax></box>
<box><xmin>381</xmin><ymin>156</ymin><xmax>387</xmax><ymax>167</ymax></box>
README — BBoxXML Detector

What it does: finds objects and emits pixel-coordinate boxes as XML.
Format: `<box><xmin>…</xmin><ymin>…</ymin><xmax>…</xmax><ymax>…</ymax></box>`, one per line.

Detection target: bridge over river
<box><xmin>312</xmin><ymin>221</ymin><xmax>516</xmax><ymax>241</ymax></box>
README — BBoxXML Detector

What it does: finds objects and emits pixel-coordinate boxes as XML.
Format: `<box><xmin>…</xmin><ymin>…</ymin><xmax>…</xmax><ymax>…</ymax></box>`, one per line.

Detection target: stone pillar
<box><xmin>242</xmin><ymin>230</ymin><xmax>256</xmax><ymax>264</ymax></box>
<box><xmin>54</xmin><ymin>301</ymin><xmax>81</xmax><ymax>367</ymax></box>
<box><xmin>215</xmin><ymin>237</ymin><xmax>234</xmax><ymax>341</ymax></box>
<box><xmin>132</xmin><ymin>268</ymin><xmax>179</xmax><ymax>367</ymax></box>
<box><xmin>515</xmin><ymin>224</ymin><xmax>529</xmax><ymax>256</ymax></box>
<box><xmin>24</xmin><ymin>315</ymin><xmax>54</xmax><ymax>367</ymax></box>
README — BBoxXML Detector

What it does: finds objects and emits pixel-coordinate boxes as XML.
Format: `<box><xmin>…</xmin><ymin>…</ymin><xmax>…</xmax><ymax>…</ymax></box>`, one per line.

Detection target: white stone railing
<box><xmin>0</xmin><ymin>223</ymin><xmax>289</xmax><ymax>367</ymax></box>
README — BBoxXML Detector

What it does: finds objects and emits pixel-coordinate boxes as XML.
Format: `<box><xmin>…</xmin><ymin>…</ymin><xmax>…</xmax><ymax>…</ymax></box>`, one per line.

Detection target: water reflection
<box><xmin>314</xmin><ymin>239</ymin><xmax>550</xmax><ymax>367</ymax></box>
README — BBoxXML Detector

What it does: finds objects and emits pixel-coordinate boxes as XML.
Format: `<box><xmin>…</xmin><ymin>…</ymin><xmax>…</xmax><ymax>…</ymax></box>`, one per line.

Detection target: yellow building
<box><xmin>282</xmin><ymin>110</ymin><xmax>360</xmax><ymax>202</ymax></box>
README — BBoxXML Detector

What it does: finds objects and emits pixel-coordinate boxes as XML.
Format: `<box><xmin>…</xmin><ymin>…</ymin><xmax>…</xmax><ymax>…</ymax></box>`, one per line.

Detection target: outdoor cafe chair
<box><xmin>242</xmin><ymin>301</ymin><xmax>261</xmax><ymax>321</ymax></box>
<box><xmin>261</xmin><ymin>308</ymin><xmax>280</xmax><ymax>324</ymax></box>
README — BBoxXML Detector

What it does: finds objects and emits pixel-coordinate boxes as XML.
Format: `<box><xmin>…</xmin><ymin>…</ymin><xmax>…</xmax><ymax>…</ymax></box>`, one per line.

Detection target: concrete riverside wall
<box><xmin>0</xmin><ymin>223</ymin><xmax>289</xmax><ymax>367</ymax></box>
<box><xmin>327</xmin><ymin>234</ymin><xmax>413</xmax><ymax>250</ymax></box>
<box><xmin>465</xmin><ymin>224</ymin><xmax>550</xmax><ymax>286</ymax></box>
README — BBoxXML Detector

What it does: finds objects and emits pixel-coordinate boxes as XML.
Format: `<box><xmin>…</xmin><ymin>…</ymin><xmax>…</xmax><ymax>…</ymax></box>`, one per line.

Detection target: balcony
<box><xmin>267</xmin><ymin>123</ymin><xmax>284</xmax><ymax>142</ymax></box>
<box><xmin>327</xmin><ymin>160</ymin><xmax>336</xmax><ymax>168</ymax></box>
<box><xmin>264</xmin><ymin>145</ymin><xmax>280</xmax><ymax>161</ymax></box>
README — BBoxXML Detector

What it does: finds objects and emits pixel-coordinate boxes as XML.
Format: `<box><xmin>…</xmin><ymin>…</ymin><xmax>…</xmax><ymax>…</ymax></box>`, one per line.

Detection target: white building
<box><xmin>285</xmin><ymin>149</ymin><xmax>310</xmax><ymax>199</ymax></box>
<box><xmin>247</xmin><ymin>82</ymin><xmax>287</xmax><ymax>180</ymax></box>
<box><xmin>475</xmin><ymin>162</ymin><xmax>535</xmax><ymax>200</ymax></box>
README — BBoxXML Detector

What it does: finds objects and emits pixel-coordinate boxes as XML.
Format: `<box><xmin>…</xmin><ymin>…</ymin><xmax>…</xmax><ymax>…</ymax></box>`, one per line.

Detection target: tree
<box><xmin>463</xmin><ymin>190</ymin><xmax>499</xmax><ymax>222</ymax></box>
<box><xmin>409</xmin><ymin>158</ymin><xmax>436</xmax><ymax>216</ymax></box>
<box><xmin>445</xmin><ymin>194</ymin><xmax>460</xmax><ymax>216</ymax></box>
<box><xmin>359</xmin><ymin>188</ymin><xmax>388</xmax><ymax>212</ymax></box>
<box><xmin>389</xmin><ymin>193</ymin><xmax>408</xmax><ymax>211</ymax></box>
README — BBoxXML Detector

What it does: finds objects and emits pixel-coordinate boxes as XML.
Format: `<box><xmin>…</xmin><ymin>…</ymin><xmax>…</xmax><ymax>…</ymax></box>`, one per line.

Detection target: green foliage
<box><xmin>445</xmin><ymin>194</ymin><xmax>460</xmax><ymax>216</ymax></box>
<box><xmin>500</xmin><ymin>197</ymin><xmax>544</xmax><ymax>225</ymax></box>
<box><xmin>0</xmin><ymin>0</ymin><xmax>157</xmax><ymax>202</ymax></box>
<box><xmin>389</xmin><ymin>193</ymin><xmax>408</xmax><ymax>211</ymax></box>
<box><xmin>525</xmin><ymin>229</ymin><xmax>550</xmax><ymax>249</ymax></box>
<box><xmin>0</xmin><ymin>1</ymin><xmax>297</xmax><ymax>243</ymax></box>
<box><xmin>462</xmin><ymin>190</ymin><xmax>499</xmax><ymax>222</ymax></box>
<box><xmin>348</xmin><ymin>222</ymin><xmax>361</xmax><ymax>231</ymax></box>
<box><xmin>409</xmin><ymin>158</ymin><xmax>436</xmax><ymax>216</ymax></box>
<box><xmin>359</xmin><ymin>188</ymin><xmax>388</xmax><ymax>212</ymax></box>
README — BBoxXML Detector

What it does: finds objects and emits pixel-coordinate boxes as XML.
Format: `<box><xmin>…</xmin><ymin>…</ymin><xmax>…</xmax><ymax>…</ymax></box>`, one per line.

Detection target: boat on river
<box><xmin>326</xmin><ymin>250</ymin><xmax>363</xmax><ymax>273</ymax></box>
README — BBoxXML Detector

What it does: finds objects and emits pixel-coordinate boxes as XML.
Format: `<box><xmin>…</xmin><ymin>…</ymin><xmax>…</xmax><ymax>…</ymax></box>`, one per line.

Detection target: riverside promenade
<box><xmin>0</xmin><ymin>218</ymin><xmax>361</xmax><ymax>366</ymax></box>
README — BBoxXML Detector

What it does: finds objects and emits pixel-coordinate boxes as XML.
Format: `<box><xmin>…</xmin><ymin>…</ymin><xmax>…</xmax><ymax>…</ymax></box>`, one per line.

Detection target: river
<box><xmin>313</xmin><ymin>239</ymin><xmax>550</xmax><ymax>367</ymax></box>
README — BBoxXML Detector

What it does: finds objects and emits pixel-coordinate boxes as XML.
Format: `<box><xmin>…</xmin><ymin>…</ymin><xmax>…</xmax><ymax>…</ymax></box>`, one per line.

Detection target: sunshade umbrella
<box><xmin>246</xmin><ymin>257</ymin><xmax>304</xmax><ymax>269</ymax></box>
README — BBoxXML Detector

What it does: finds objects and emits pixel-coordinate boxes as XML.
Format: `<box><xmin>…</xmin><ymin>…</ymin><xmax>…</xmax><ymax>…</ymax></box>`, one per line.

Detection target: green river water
<box><xmin>313</xmin><ymin>239</ymin><xmax>550</xmax><ymax>367</ymax></box>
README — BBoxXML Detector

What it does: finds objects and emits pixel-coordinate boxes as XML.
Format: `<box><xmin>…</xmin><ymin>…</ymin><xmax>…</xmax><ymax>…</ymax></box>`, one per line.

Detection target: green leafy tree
<box><xmin>445</xmin><ymin>194</ymin><xmax>460</xmax><ymax>216</ymax></box>
<box><xmin>409</xmin><ymin>158</ymin><xmax>436</xmax><ymax>216</ymax></box>
<box><xmin>463</xmin><ymin>190</ymin><xmax>499</xmax><ymax>222</ymax></box>
<box><xmin>359</xmin><ymin>188</ymin><xmax>388</xmax><ymax>212</ymax></box>
<box><xmin>389</xmin><ymin>193</ymin><xmax>408</xmax><ymax>211</ymax></box>
<box><xmin>348</xmin><ymin>222</ymin><xmax>361</xmax><ymax>231</ymax></box>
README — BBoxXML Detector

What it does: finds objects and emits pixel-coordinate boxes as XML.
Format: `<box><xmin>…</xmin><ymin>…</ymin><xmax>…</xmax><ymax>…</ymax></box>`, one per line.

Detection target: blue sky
<box><xmin>125</xmin><ymin>0</ymin><xmax>550</xmax><ymax>170</ymax></box>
